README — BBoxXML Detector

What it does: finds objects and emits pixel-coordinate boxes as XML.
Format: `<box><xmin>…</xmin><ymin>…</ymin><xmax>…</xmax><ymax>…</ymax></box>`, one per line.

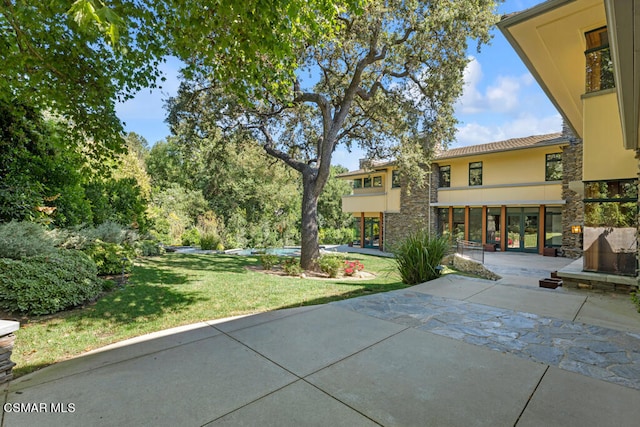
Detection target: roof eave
<box><xmin>604</xmin><ymin>0</ymin><xmax>640</xmax><ymax>150</ymax></box>
<box><xmin>497</xmin><ymin>0</ymin><xmax>582</xmax><ymax>139</ymax></box>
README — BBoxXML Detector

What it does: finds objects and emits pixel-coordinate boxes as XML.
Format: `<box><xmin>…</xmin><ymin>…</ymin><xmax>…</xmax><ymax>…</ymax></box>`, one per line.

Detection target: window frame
<box><xmin>391</xmin><ymin>170</ymin><xmax>401</xmax><ymax>188</ymax></box>
<box><xmin>469</xmin><ymin>161</ymin><xmax>483</xmax><ymax>186</ymax></box>
<box><xmin>545</xmin><ymin>153</ymin><xmax>563</xmax><ymax>181</ymax></box>
<box><xmin>439</xmin><ymin>165</ymin><xmax>451</xmax><ymax>188</ymax></box>
<box><xmin>372</xmin><ymin>175</ymin><xmax>383</xmax><ymax>188</ymax></box>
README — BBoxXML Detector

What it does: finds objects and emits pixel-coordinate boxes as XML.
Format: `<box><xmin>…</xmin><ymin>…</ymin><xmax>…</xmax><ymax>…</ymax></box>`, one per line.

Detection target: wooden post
<box><xmin>379</xmin><ymin>212</ymin><xmax>384</xmax><ymax>251</ymax></box>
<box><xmin>481</xmin><ymin>206</ymin><xmax>487</xmax><ymax>244</ymax></box>
<box><xmin>539</xmin><ymin>205</ymin><xmax>546</xmax><ymax>255</ymax></box>
<box><xmin>360</xmin><ymin>212</ymin><xmax>365</xmax><ymax>248</ymax></box>
<box><xmin>500</xmin><ymin>205</ymin><xmax>507</xmax><ymax>252</ymax></box>
<box><xmin>448</xmin><ymin>207</ymin><xmax>453</xmax><ymax>234</ymax></box>
<box><xmin>464</xmin><ymin>206</ymin><xmax>470</xmax><ymax>241</ymax></box>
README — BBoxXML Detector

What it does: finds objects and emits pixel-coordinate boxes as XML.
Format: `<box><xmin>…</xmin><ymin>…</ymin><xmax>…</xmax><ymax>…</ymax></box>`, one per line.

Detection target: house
<box><xmin>338</xmin><ymin>160</ymin><xmax>400</xmax><ymax>250</ymax></box>
<box><xmin>339</xmin><ymin>131</ymin><xmax>575</xmax><ymax>256</ymax></box>
<box><xmin>498</xmin><ymin>0</ymin><xmax>638</xmax><ymax>286</ymax></box>
<box><xmin>339</xmin><ymin>0</ymin><xmax>639</xmax><ymax>291</ymax></box>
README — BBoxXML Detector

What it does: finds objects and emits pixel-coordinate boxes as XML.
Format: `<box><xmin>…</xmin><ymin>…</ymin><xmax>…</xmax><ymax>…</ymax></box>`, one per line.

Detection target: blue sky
<box><xmin>116</xmin><ymin>0</ymin><xmax>559</xmax><ymax>171</ymax></box>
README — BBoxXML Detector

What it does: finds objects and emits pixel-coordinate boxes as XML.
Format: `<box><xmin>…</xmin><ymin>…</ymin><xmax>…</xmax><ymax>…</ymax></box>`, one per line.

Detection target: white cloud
<box><xmin>453</xmin><ymin>113</ymin><xmax>563</xmax><ymax>148</ymax></box>
<box><xmin>456</xmin><ymin>56</ymin><xmax>534</xmax><ymax>115</ymax></box>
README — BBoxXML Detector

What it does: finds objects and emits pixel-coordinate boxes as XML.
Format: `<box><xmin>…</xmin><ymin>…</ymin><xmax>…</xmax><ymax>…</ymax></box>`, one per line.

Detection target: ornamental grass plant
<box><xmin>391</xmin><ymin>230</ymin><xmax>450</xmax><ymax>285</ymax></box>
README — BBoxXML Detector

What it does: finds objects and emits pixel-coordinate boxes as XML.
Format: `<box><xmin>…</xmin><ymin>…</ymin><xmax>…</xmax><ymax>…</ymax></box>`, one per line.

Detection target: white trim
<box><xmin>430</xmin><ymin>200</ymin><xmax>566</xmax><ymax>207</ymax></box>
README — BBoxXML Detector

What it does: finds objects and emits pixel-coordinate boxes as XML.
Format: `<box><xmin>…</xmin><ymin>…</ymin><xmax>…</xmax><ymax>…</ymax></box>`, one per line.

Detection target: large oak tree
<box><xmin>169</xmin><ymin>0</ymin><xmax>500</xmax><ymax>270</ymax></box>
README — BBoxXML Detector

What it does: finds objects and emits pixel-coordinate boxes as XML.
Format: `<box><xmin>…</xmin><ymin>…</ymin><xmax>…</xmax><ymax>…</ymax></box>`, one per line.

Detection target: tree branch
<box><xmin>257</xmin><ymin>125</ymin><xmax>308</xmax><ymax>174</ymax></box>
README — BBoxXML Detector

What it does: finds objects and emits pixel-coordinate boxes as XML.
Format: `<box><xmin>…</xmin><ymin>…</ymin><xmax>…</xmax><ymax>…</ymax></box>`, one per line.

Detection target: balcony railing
<box><xmin>585</xmin><ymin>46</ymin><xmax>614</xmax><ymax>93</ymax></box>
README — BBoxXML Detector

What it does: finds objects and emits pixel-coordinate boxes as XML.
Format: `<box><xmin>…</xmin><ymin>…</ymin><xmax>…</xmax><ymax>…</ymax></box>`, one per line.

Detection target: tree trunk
<box><xmin>300</xmin><ymin>171</ymin><xmax>320</xmax><ymax>271</ymax></box>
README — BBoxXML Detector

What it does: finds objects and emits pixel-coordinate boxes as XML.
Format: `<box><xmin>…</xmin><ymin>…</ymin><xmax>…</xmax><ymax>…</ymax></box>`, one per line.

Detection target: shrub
<box><xmin>319</xmin><ymin>254</ymin><xmax>344</xmax><ymax>278</ymax></box>
<box><xmin>260</xmin><ymin>254</ymin><xmax>280</xmax><ymax>270</ymax></box>
<box><xmin>83</xmin><ymin>240</ymin><xmax>136</xmax><ymax>275</ymax></box>
<box><xmin>391</xmin><ymin>230</ymin><xmax>450</xmax><ymax>285</ymax></box>
<box><xmin>200</xmin><ymin>233</ymin><xmax>222</xmax><ymax>250</ymax></box>
<box><xmin>0</xmin><ymin>220</ymin><xmax>60</xmax><ymax>259</ymax></box>
<box><xmin>135</xmin><ymin>240</ymin><xmax>166</xmax><ymax>257</ymax></box>
<box><xmin>0</xmin><ymin>250</ymin><xmax>103</xmax><ymax>315</ymax></box>
<box><xmin>181</xmin><ymin>227</ymin><xmax>200</xmax><ymax>246</ymax></box>
<box><xmin>344</xmin><ymin>260</ymin><xmax>364</xmax><ymax>276</ymax></box>
<box><xmin>90</xmin><ymin>221</ymin><xmax>140</xmax><ymax>245</ymax></box>
<box><xmin>319</xmin><ymin>227</ymin><xmax>355</xmax><ymax>244</ymax></box>
<box><xmin>282</xmin><ymin>257</ymin><xmax>302</xmax><ymax>276</ymax></box>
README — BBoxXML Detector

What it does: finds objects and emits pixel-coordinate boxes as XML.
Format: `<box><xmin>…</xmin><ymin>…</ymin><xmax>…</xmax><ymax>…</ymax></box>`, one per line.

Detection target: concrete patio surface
<box><xmin>2</xmin><ymin>253</ymin><xmax>640</xmax><ymax>426</ymax></box>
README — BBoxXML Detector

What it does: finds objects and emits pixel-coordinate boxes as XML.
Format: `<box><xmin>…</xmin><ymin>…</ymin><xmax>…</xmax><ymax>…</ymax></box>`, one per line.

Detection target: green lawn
<box><xmin>11</xmin><ymin>253</ymin><xmax>407</xmax><ymax>377</ymax></box>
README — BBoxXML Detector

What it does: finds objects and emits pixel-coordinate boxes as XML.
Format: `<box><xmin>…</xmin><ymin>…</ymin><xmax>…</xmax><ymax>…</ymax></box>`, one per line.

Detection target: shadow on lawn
<box><xmin>86</xmin><ymin>283</ymin><xmax>206</xmax><ymax>324</ymax></box>
<box><xmin>141</xmin><ymin>253</ymin><xmax>252</xmax><ymax>274</ymax></box>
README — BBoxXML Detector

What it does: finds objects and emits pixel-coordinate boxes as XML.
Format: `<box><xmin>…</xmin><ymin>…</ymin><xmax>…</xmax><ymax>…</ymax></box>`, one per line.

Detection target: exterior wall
<box><xmin>384</xmin><ymin>171</ymin><xmax>437</xmax><ymax>250</ymax></box>
<box><xmin>582</xmin><ymin>91</ymin><xmax>637</xmax><ymax>181</ymax></box>
<box><xmin>561</xmin><ymin>128</ymin><xmax>584</xmax><ymax>259</ymax></box>
<box><xmin>340</xmin><ymin>167</ymin><xmax>400</xmax><ymax>213</ymax></box>
<box><xmin>437</xmin><ymin>183</ymin><xmax>562</xmax><ymax>206</ymax></box>
<box><xmin>439</xmin><ymin>146</ymin><xmax>566</xmax><ymax>188</ymax></box>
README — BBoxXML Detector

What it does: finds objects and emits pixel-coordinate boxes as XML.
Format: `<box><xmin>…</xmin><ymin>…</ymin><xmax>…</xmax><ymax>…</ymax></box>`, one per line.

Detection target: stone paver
<box><xmin>332</xmin><ymin>290</ymin><xmax>640</xmax><ymax>390</ymax></box>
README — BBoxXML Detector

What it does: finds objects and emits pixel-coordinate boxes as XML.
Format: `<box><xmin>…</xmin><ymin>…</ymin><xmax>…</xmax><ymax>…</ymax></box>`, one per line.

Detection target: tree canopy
<box><xmin>169</xmin><ymin>0</ymin><xmax>501</xmax><ymax>269</ymax></box>
<box><xmin>0</xmin><ymin>0</ymin><xmax>363</xmax><ymax>157</ymax></box>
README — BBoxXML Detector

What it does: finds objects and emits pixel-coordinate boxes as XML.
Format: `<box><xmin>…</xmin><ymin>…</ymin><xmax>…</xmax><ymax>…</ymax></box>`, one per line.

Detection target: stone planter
<box><xmin>539</xmin><ymin>278</ymin><xmax>563</xmax><ymax>289</ymax></box>
<box><xmin>0</xmin><ymin>320</ymin><xmax>19</xmax><ymax>384</ymax></box>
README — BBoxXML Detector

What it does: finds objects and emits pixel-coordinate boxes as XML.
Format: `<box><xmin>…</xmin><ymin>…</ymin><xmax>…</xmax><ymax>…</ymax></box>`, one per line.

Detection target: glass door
<box><xmin>523</xmin><ymin>214</ymin><xmax>539</xmax><ymax>252</ymax></box>
<box><xmin>507</xmin><ymin>214</ymin><xmax>521</xmax><ymax>250</ymax></box>
<box><xmin>506</xmin><ymin>209</ymin><xmax>539</xmax><ymax>252</ymax></box>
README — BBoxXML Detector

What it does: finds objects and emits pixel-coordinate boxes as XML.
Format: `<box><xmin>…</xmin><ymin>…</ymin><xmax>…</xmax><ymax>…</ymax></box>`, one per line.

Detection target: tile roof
<box><xmin>436</xmin><ymin>133</ymin><xmax>566</xmax><ymax>160</ymax></box>
<box><xmin>337</xmin><ymin>133</ymin><xmax>568</xmax><ymax>177</ymax></box>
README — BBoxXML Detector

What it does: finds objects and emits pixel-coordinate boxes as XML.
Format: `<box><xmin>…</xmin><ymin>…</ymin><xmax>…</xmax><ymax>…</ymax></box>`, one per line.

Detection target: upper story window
<box><xmin>373</xmin><ymin>176</ymin><xmax>383</xmax><ymax>187</ymax></box>
<box><xmin>469</xmin><ymin>162</ymin><xmax>482</xmax><ymax>186</ymax></box>
<box><xmin>363</xmin><ymin>177</ymin><xmax>372</xmax><ymax>187</ymax></box>
<box><xmin>391</xmin><ymin>170</ymin><xmax>400</xmax><ymax>188</ymax></box>
<box><xmin>585</xmin><ymin>27</ymin><xmax>614</xmax><ymax>93</ymax></box>
<box><xmin>439</xmin><ymin>165</ymin><xmax>451</xmax><ymax>188</ymax></box>
<box><xmin>545</xmin><ymin>153</ymin><xmax>563</xmax><ymax>181</ymax></box>
<box><xmin>352</xmin><ymin>178</ymin><xmax>362</xmax><ymax>189</ymax></box>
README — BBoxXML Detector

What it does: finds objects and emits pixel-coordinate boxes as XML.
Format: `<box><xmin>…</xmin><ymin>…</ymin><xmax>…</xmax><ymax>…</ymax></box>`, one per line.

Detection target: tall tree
<box><xmin>169</xmin><ymin>0</ymin><xmax>500</xmax><ymax>270</ymax></box>
<box><xmin>1</xmin><ymin>0</ymin><xmax>362</xmax><ymax>158</ymax></box>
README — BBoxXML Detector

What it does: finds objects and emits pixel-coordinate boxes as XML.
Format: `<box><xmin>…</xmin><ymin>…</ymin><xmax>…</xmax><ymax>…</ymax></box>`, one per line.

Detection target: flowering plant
<box><xmin>344</xmin><ymin>260</ymin><xmax>364</xmax><ymax>276</ymax></box>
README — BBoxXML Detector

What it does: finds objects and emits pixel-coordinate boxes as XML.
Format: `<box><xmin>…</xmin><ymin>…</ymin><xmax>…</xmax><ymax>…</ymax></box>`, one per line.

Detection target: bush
<box><xmin>0</xmin><ymin>220</ymin><xmax>59</xmax><ymax>259</ymax></box>
<box><xmin>0</xmin><ymin>250</ymin><xmax>103</xmax><ymax>315</ymax></box>
<box><xmin>391</xmin><ymin>230</ymin><xmax>450</xmax><ymax>285</ymax></box>
<box><xmin>319</xmin><ymin>254</ymin><xmax>344</xmax><ymax>278</ymax></box>
<box><xmin>90</xmin><ymin>221</ymin><xmax>140</xmax><ymax>245</ymax></box>
<box><xmin>282</xmin><ymin>257</ymin><xmax>302</xmax><ymax>276</ymax></box>
<box><xmin>181</xmin><ymin>227</ymin><xmax>200</xmax><ymax>246</ymax></box>
<box><xmin>260</xmin><ymin>254</ymin><xmax>280</xmax><ymax>270</ymax></box>
<box><xmin>319</xmin><ymin>227</ymin><xmax>355</xmax><ymax>245</ymax></box>
<box><xmin>83</xmin><ymin>240</ymin><xmax>136</xmax><ymax>275</ymax></box>
<box><xmin>200</xmin><ymin>233</ymin><xmax>223</xmax><ymax>250</ymax></box>
<box><xmin>134</xmin><ymin>240</ymin><xmax>166</xmax><ymax>257</ymax></box>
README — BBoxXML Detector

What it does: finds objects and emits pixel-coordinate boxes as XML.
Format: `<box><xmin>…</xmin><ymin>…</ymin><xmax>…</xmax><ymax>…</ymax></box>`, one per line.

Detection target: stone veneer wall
<box><xmin>561</xmin><ymin>123</ymin><xmax>583</xmax><ymax>259</ymax></box>
<box><xmin>384</xmin><ymin>167</ymin><xmax>438</xmax><ymax>250</ymax></box>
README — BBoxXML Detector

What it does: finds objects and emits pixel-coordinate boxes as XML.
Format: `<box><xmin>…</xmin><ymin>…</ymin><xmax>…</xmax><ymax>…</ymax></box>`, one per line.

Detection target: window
<box><xmin>469</xmin><ymin>208</ymin><xmax>482</xmax><ymax>243</ymax></box>
<box><xmin>545</xmin><ymin>153</ymin><xmax>563</xmax><ymax>181</ymax></box>
<box><xmin>469</xmin><ymin>162</ymin><xmax>482</xmax><ymax>186</ymax></box>
<box><xmin>438</xmin><ymin>208</ymin><xmax>450</xmax><ymax>237</ymax></box>
<box><xmin>363</xmin><ymin>177</ymin><xmax>372</xmax><ymax>188</ymax></box>
<box><xmin>583</xmin><ymin>179</ymin><xmax>638</xmax><ymax>276</ymax></box>
<box><xmin>486</xmin><ymin>207</ymin><xmax>501</xmax><ymax>245</ymax></box>
<box><xmin>585</xmin><ymin>27</ymin><xmax>614</xmax><ymax>92</ymax></box>
<box><xmin>353</xmin><ymin>179</ymin><xmax>362</xmax><ymax>189</ymax></box>
<box><xmin>452</xmin><ymin>208</ymin><xmax>465</xmax><ymax>241</ymax></box>
<box><xmin>391</xmin><ymin>170</ymin><xmax>400</xmax><ymax>188</ymax></box>
<box><xmin>373</xmin><ymin>176</ymin><xmax>383</xmax><ymax>187</ymax></box>
<box><xmin>439</xmin><ymin>165</ymin><xmax>450</xmax><ymax>188</ymax></box>
<box><xmin>544</xmin><ymin>207</ymin><xmax>562</xmax><ymax>247</ymax></box>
